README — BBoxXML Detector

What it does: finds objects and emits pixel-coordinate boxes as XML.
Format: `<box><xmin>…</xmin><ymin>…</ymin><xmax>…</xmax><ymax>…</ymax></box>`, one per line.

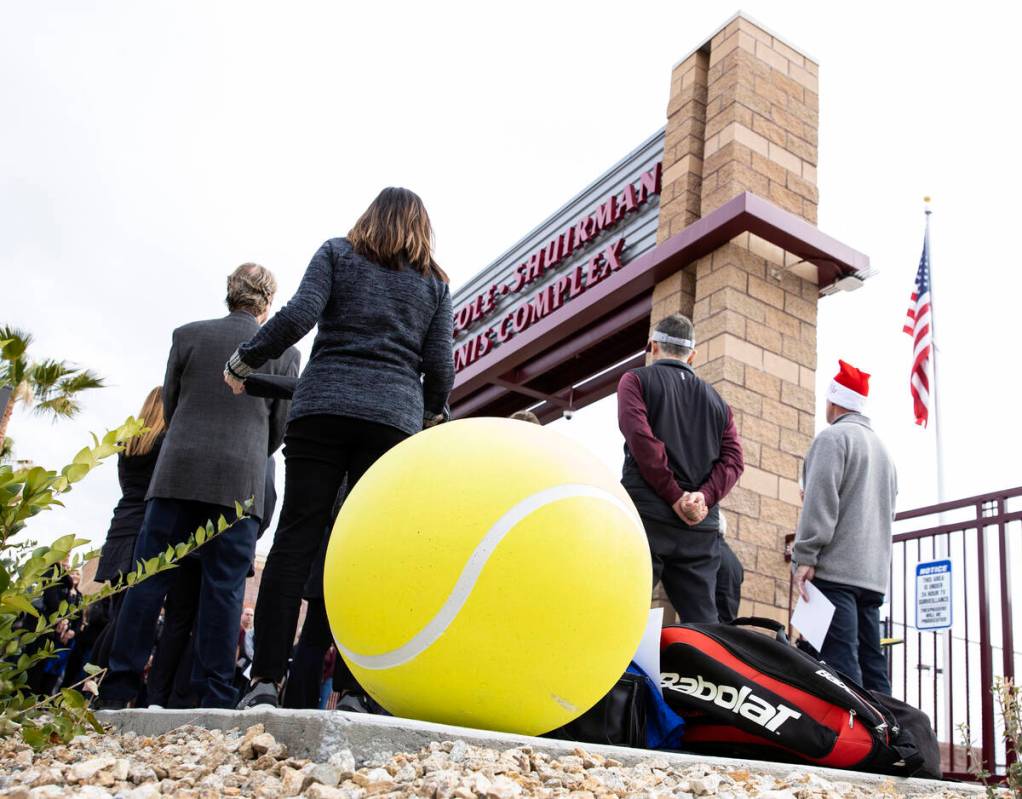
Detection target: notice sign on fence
<box><xmin>915</xmin><ymin>558</ymin><xmax>952</xmax><ymax>630</ymax></box>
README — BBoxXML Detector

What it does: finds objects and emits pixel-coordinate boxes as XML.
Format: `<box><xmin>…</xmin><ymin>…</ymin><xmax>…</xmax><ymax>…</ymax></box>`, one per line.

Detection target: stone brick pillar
<box><xmin>652</xmin><ymin>15</ymin><xmax>821</xmax><ymax>625</ymax></box>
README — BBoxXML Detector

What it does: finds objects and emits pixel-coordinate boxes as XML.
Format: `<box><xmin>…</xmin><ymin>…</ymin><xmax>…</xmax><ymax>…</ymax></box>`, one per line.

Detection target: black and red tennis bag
<box><xmin>660</xmin><ymin>618</ymin><xmax>940</xmax><ymax>778</ymax></box>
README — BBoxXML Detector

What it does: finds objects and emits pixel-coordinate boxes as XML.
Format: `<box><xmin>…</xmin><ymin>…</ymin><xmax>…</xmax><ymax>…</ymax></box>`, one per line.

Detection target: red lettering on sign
<box><xmin>638</xmin><ymin>162</ymin><xmax>662</xmax><ymax>203</ymax></box>
<box><xmin>512</xmin><ymin>304</ymin><xmax>532</xmax><ymax>334</ymax></box>
<box><xmin>604</xmin><ymin>237</ymin><xmax>626</xmax><ymax>271</ymax></box>
<box><xmin>595</xmin><ymin>195</ymin><xmax>617</xmax><ymax>232</ymax></box>
<box><xmin>568</xmin><ymin>265</ymin><xmax>585</xmax><ymax>299</ymax></box>
<box><xmin>575</xmin><ymin>216</ymin><xmax>593</xmax><ymax>247</ymax></box>
<box><xmin>476</xmin><ymin>331</ymin><xmax>493</xmax><ymax>358</ymax></box>
<box><xmin>481</xmin><ymin>286</ymin><xmax>497</xmax><ymax>316</ymax></box>
<box><xmin>528</xmin><ymin>284</ymin><xmax>555</xmax><ymax>322</ymax></box>
<box><xmin>561</xmin><ymin>226</ymin><xmax>576</xmax><ymax>261</ymax></box>
<box><xmin>496</xmin><ymin>315</ymin><xmax>514</xmax><ymax>343</ymax></box>
<box><xmin>454</xmin><ymin>338</ymin><xmax>476</xmax><ymax>371</ymax></box>
<box><xmin>618</xmin><ymin>183</ymin><xmax>638</xmax><ymax>218</ymax></box>
<box><xmin>451</xmin><ymin>161</ymin><xmax>661</xmax><ymax>350</ymax></box>
<box><xmin>454</xmin><ymin>305</ymin><xmax>472</xmax><ymax>335</ymax></box>
<box><xmin>554</xmin><ymin>274</ymin><xmax>572</xmax><ymax>305</ymax></box>
<box><xmin>510</xmin><ymin>265</ymin><xmax>528</xmax><ymax>293</ymax></box>
<box><xmin>526</xmin><ymin>250</ymin><xmax>545</xmax><ymax>284</ymax></box>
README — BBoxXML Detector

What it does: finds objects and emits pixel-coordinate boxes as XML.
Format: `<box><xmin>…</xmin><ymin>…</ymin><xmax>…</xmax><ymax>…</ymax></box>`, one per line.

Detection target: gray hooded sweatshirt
<box><xmin>792</xmin><ymin>413</ymin><xmax>898</xmax><ymax>594</ymax></box>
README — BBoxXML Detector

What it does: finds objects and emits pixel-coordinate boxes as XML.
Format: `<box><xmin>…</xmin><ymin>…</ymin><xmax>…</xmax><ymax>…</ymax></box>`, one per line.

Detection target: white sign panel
<box><xmin>915</xmin><ymin>558</ymin><xmax>952</xmax><ymax>630</ymax></box>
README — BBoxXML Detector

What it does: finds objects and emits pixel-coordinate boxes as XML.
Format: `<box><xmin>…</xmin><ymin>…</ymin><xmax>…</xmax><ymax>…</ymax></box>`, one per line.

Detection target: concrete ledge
<box><xmin>98</xmin><ymin>708</ymin><xmax>980</xmax><ymax>796</ymax></box>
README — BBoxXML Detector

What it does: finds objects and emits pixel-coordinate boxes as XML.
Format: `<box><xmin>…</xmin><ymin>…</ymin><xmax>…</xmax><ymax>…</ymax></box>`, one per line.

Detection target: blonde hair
<box><xmin>226</xmin><ymin>263</ymin><xmax>277</xmax><ymax>314</ymax></box>
<box><xmin>510</xmin><ymin>410</ymin><xmax>541</xmax><ymax>424</ymax></box>
<box><xmin>125</xmin><ymin>387</ymin><xmax>166</xmax><ymax>457</ymax></box>
<box><xmin>348</xmin><ymin>187</ymin><xmax>447</xmax><ymax>282</ymax></box>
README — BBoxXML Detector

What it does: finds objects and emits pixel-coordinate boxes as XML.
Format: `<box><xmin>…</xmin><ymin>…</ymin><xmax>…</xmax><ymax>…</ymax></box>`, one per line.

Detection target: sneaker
<box><xmin>236</xmin><ymin>681</ymin><xmax>279</xmax><ymax>709</ymax></box>
<box><xmin>335</xmin><ymin>691</ymin><xmax>389</xmax><ymax>715</ymax></box>
<box><xmin>147</xmin><ymin>704</ymin><xmax>164</xmax><ymax>709</ymax></box>
<box><xmin>335</xmin><ymin>692</ymin><xmax>371</xmax><ymax>713</ymax></box>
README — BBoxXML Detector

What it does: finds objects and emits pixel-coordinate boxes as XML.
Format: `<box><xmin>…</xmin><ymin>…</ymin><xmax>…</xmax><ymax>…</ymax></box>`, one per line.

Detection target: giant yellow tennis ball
<box><xmin>323</xmin><ymin>417</ymin><xmax>651</xmax><ymax>735</ymax></box>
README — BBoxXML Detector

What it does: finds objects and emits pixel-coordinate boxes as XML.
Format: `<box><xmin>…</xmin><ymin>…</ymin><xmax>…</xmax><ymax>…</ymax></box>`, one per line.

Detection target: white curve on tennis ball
<box><xmin>336</xmin><ymin>483</ymin><xmax>644</xmax><ymax>670</ymax></box>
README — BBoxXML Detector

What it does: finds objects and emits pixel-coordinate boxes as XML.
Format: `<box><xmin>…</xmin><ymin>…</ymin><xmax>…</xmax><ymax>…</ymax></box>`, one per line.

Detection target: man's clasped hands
<box><xmin>673</xmin><ymin>491</ymin><xmax>709</xmax><ymax>525</ymax></box>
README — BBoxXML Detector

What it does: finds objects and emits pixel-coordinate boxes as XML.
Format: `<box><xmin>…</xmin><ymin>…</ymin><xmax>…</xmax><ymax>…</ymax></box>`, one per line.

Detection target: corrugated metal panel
<box><xmin>452</xmin><ymin>128</ymin><xmax>665</xmax><ymax>336</ymax></box>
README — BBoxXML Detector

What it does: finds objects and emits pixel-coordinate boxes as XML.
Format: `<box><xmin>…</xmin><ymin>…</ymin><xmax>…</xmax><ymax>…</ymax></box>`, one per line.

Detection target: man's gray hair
<box><xmin>226</xmin><ymin>263</ymin><xmax>277</xmax><ymax>315</ymax></box>
<box><xmin>653</xmin><ymin>313</ymin><xmax>695</xmax><ymax>358</ymax></box>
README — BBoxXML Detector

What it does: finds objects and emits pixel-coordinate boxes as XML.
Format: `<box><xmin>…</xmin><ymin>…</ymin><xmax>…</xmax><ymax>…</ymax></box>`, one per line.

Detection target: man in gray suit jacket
<box><xmin>101</xmin><ymin>263</ymin><xmax>300</xmax><ymax>708</ymax></box>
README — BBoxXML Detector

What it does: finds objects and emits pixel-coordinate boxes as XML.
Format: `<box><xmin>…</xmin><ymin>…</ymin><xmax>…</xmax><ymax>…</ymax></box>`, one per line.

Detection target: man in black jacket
<box><xmin>100</xmin><ymin>264</ymin><xmax>299</xmax><ymax>708</ymax></box>
<box><xmin>617</xmin><ymin>313</ymin><xmax>744</xmax><ymax>623</ymax></box>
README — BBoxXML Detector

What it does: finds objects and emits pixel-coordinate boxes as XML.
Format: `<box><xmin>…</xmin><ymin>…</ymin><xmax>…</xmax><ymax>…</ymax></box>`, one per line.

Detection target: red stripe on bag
<box><xmin>661</xmin><ymin>628</ymin><xmax>875</xmax><ymax>768</ymax></box>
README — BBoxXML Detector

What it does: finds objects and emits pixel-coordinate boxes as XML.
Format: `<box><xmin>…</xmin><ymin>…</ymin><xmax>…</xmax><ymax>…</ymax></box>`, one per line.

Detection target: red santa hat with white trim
<box><xmin>826</xmin><ymin>360</ymin><xmax>870</xmax><ymax>413</ymax></box>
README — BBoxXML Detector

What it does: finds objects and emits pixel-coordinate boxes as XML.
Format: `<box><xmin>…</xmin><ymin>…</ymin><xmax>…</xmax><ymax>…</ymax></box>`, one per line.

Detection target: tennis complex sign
<box><xmin>453</xmin><ymin>162</ymin><xmax>662</xmax><ymax>373</ymax></box>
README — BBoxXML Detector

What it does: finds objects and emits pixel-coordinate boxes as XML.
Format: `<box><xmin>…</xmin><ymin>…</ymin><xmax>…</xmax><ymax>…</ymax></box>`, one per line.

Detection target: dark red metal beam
<box><xmin>975</xmin><ymin>503</ymin><xmax>996</xmax><ymax>777</ymax></box>
<box><xmin>531</xmin><ymin>352</ymin><xmax>646</xmax><ymax>424</ymax></box>
<box><xmin>452</xmin><ymin>299</ymin><xmax>650</xmax><ymax>419</ymax></box>
<box><xmin>894</xmin><ymin>485</ymin><xmax>1022</xmax><ymax>521</ymax></box>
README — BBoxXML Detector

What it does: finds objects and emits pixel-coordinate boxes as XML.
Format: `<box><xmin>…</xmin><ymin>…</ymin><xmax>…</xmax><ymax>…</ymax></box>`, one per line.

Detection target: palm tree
<box><xmin>0</xmin><ymin>326</ymin><xmax>105</xmax><ymax>452</ymax></box>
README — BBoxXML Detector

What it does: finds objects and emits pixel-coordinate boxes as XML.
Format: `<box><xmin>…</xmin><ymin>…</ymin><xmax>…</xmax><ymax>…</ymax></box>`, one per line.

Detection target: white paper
<box><xmin>633</xmin><ymin>607</ymin><xmax>664</xmax><ymax>682</ymax></box>
<box><xmin>790</xmin><ymin>581</ymin><xmax>836</xmax><ymax>651</ymax></box>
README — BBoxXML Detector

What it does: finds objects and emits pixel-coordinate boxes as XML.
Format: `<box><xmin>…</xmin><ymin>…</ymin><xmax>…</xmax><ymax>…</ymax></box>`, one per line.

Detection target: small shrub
<box><xmin>0</xmin><ymin>417</ymin><xmax>252</xmax><ymax>747</ymax></box>
<box><xmin>960</xmin><ymin>677</ymin><xmax>1022</xmax><ymax>797</ymax></box>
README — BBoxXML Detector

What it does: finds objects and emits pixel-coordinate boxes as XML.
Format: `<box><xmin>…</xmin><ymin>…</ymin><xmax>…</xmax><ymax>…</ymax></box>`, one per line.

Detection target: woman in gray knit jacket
<box><xmin>224</xmin><ymin>187</ymin><xmax>455</xmax><ymax>708</ymax></box>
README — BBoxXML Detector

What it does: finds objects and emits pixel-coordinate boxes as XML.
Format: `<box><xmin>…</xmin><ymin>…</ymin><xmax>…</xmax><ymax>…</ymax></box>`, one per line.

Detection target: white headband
<box><xmin>651</xmin><ymin>331</ymin><xmax>694</xmax><ymax>349</ymax></box>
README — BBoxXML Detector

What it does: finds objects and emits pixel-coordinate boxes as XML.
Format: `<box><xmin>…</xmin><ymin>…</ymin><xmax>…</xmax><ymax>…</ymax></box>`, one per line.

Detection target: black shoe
<box><xmin>94</xmin><ymin>697</ymin><xmax>129</xmax><ymax>711</ymax></box>
<box><xmin>236</xmin><ymin>681</ymin><xmax>279</xmax><ymax>709</ymax></box>
<box><xmin>335</xmin><ymin>691</ymin><xmax>389</xmax><ymax>715</ymax></box>
<box><xmin>335</xmin><ymin>692</ymin><xmax>371</xmax><ymax>713</ymax></box>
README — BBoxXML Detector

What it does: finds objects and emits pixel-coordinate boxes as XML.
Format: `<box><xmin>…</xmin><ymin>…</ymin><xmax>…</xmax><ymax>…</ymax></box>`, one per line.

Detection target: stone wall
<box><xmin>652</xmin><ymin>15</ymin><xmax>820</xmax><ymax>624</ymax></box>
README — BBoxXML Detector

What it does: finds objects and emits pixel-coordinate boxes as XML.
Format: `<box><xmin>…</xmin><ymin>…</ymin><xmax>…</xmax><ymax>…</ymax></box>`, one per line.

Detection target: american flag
<box><xmin>903</xmin><ymin>232</ymin><xmax>932</xmax><ymax>426</ymax></box>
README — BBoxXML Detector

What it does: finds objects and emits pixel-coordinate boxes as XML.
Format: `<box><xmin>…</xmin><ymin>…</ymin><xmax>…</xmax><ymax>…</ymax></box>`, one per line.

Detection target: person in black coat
<box><xmin>225</xmin><ymin>188</ymin><xmax>454</xmax><ymax>709</ymax></box>
<box><xmin>100</xmin><ymin>264</ymin><xmax>299</xmax><ymax>709</ymax></box>
<box><xmin>89</xmin><ymin>387</ymin><xmax>167</xmax><ymax>673</ymax></box>
<box><xmin>146</xmin><ymin>456</ymin><xmax>278</xmax><ymax>708</ymax></box>
<box><xmin>27</xmin><ymin>566</ymin><xmax>82</xmax><ymax>695</ymax></box>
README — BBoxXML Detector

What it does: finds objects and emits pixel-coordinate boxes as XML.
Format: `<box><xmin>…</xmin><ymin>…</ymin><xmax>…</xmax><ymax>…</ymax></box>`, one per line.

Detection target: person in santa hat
<box><xmin>792</xmin><ymin>360</ymin><xmax>898</xmax><ymax>694</ymax></box>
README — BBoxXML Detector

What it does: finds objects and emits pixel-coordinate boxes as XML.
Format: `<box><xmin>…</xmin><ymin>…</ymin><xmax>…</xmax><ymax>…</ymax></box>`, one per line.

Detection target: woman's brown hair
<box><xmin>125</xmin><ymin>387</ymin><xmax>166</xmax><ymax>457</ymax></box>
<box><xmin>348</xmin><ymin>187</ymin><xmax>448</xmax><ymax>282</ymax></box>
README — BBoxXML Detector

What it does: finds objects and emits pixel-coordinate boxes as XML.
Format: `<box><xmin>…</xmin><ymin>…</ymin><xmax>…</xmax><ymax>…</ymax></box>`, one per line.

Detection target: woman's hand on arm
<box><xmin>224</xmin><ymin>371</ymin><xmax>246</xmax><ymax>395</ymax></box>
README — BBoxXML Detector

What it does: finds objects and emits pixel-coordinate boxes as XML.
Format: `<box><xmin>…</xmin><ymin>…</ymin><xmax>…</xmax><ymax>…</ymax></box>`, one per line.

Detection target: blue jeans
<box><xmin>318</xmin><ymin>680</ymin><xmax>334</xmax><ymax>710</ymax></box>
<box><xmin>105</xmin><ymin>498</ymin><xmax>258</xmax><ymax>707</ymax></box>
<box><xmin>813</xmin><ymin>577</ymin><xmax>892</xmax><ymax>695</ymax></box>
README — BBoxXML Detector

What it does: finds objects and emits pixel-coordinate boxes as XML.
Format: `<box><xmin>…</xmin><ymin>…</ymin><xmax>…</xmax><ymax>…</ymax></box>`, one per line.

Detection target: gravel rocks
<box><xmin>0</xmin><ymin>724</ymin><xmax>984</xmax><ymax>798</ymax></box>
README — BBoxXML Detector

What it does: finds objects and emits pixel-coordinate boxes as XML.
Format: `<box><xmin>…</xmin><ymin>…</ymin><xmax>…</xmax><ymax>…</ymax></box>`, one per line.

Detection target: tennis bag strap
<box><xmin>660</xmin><ymin>622</ymin><xmax>925</xmax><ymax>776</ymax></box>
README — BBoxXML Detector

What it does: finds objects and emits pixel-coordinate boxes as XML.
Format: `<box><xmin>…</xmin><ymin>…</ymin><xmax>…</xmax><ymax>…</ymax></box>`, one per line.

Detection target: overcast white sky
<box><xmin>3</xmin><ymin>1</ymin><xmax>1021</xmax><ymax>558</ymax></box>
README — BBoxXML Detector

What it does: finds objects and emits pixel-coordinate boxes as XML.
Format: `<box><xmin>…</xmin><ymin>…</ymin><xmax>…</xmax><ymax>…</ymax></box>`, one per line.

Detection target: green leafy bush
<box><xmin>0</xmin><ymin>418</ymin><xmax>252</xmax><ymax>747</ymax></box>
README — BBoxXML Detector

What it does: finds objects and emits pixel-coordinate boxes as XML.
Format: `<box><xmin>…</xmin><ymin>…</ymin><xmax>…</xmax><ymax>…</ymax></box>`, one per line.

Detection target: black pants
<box><xmin>813</xmin><ymin>577</ymin><xmax>892</xmax><ymax>694</ymax></box>
<box><xmin>645</xmin><ymin>515</ymin><xmax>720</xmax><ymax>624</ymax></box>
<box><xmin>715</xmin><ymin>535</ymin><xmax>745</xmax><ymax>624</ymax></box>
<box><xmin>146</xmin><ymin>557</ymin><xmax>201</xmax><ymax>706</ymax></box>
<box><xmin>105</xmin><ymin>498</ymin><xmax>258</xmax><ymax>707</ymax></box>
<box><xmin>252</xmin><ymin>415</ymin><xmax>408</xmax><ymax>682</ymax></box>
<box><xmin>89</xmin><ymin>592</ymin><xmax>125</xmax><ymax>672</ymax></box>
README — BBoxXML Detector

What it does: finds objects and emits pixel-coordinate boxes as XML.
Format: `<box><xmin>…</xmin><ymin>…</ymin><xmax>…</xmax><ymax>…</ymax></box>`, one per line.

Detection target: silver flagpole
<box><xmin>925</xmin><ymin>198</ymin><xmax>953</xmax><ymax>751</ymax></box>
<box><xmin>923</xmin><ymin>197</ymin><xmax>947</xmax><ymax>503</ymax></box>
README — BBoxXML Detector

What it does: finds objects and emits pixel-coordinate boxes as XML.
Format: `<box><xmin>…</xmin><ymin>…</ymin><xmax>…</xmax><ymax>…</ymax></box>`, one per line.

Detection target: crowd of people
<box><xmin>28</xmin><ymin>185</ymin><xmax>898</xmax><ymax>711</ymax></box>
